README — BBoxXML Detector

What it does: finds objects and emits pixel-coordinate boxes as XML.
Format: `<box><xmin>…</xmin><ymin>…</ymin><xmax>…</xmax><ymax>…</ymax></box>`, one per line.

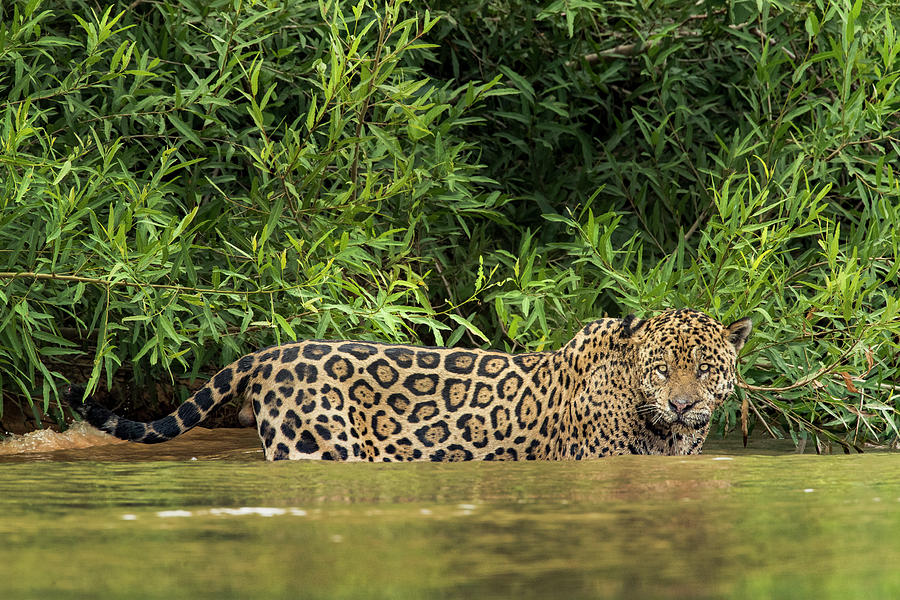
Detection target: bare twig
<box><xmin>566</xmin><ymin>17</ymin><xmax>758</xmax><ymax>68</ymax></box>
<box><xmin>751</xmin><ymin>27</ymin><xmax>797</xmax><ymax>60</ymax></box>
<box><xmin>349</xmin><ymin>0</ymin><xmax>393</xmax><ymax>202</ymax></box>
<box><xmin>431</xmin><ymin>260</ymin><xmax>479</xmax><ymax>347</ymax></box>
<box><xmin>747</xmin><ymin>392</ymin><xmax>779</xmax><ymax>439</ymax></box>
<box><xmin>738</xmin><ymin>334</ymin><xmax>865</xmax><ymax>394</ymax></box>
<box><xmin>567</xmin><ymin>41</ymin><xmax>653</xmax><ymax>66</ymax></box>
<box><xmin>825</xmin><ymin>135</ymin><xmax>900</xmax><ymax>161</ymax></box>
<box><xmin>0</xmin><ymin>271</ymin><xmax>292</xmax><ymax>296</ymax></box>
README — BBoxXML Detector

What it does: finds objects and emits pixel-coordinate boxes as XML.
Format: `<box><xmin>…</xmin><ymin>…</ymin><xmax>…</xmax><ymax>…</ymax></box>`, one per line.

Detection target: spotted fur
<box><xmin>66</xmin><ymin>309</ymin><xmax>752</xmax><ymax>461</ymax></box>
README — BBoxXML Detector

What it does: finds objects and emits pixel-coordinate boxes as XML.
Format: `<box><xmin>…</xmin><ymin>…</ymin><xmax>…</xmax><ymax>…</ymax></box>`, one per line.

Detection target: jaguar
<box><xmin>67</xmin><ymin>308</ymin><xmax>752</xmax><ymax>461</ymax></box>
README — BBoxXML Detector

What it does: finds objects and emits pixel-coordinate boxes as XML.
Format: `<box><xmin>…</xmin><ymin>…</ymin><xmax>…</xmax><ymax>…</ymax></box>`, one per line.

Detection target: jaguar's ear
<box><xmin>726</xmin><ymin>318</ymin><xmax>752</xmax><ymax>352</ymax></box>
<box><xmin>619</xmin><ymin>314</ymin><xmax>646</xmax><ymax>338</ymax></box>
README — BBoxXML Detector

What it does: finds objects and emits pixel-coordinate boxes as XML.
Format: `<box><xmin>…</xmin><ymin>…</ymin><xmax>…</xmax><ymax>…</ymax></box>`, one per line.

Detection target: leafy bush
<box><xmin>0</xmin><ymin>0</ymin><xmax>509</xmax><ymax>424</ymax></box>
<box><xmin>428</xmin><ymin>0</ymin><xmax>900</xmax><ymax>449</ymax></box>
<box><xmin>1</xmin><ymin>0</ymin><xmax>898</xmax><ymax>451</ymax></box>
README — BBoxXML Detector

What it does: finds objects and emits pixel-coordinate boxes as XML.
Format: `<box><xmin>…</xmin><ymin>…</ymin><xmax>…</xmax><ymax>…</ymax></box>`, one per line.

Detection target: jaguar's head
<box><xmin>632</xmin><ymin>309</ymin><xmax>752</xmax><ymax>432</ymax></box>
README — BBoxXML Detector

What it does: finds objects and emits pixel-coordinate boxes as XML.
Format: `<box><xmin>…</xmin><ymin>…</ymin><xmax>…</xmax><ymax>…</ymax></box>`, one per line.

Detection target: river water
<box><xmin>1</xmin><ymin>427</ymin><xmax>898</xmax><ymax>599</ymax></box>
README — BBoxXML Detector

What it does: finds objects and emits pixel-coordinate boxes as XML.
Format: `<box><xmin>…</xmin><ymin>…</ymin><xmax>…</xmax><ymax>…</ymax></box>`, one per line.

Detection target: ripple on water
<box><xmin>152</xmin><ymin>507</ymin><xmax>309</xmax><ymax>518</ymax></box>
<box><xmin>0</xmin><ymin>422</ymin><xmax>121</xmax><ymax>456</ymax></box>
<box><xmin>0</xmin><ymin>426</ymin><xmax>262</xmax><ymax>462</ymax></box>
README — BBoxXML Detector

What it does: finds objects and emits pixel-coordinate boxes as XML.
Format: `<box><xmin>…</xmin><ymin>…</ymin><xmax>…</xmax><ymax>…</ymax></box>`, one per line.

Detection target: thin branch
<box><xmin>750</xmin><ymin>357</ymin><xmax>900</xmax><ymax>393</ymax></box>
<box><xmin>431</xmin><ymin>260</ymin><xmax>479</xmax><ymax>347</ymax></box>
<box><xmin>825</xmin><ymin>135</ymin><xmax>900</xmax><ymax>161</ymax></box>
<box><xmin>752</xmin><ymin>389</ymin><xmax>861</xmax><ymax>453</ymax></box>
<box><xmin>566</xmin><ymin>17</ymin><xmax>756</xmax><ymax>68</ymax></box>
<box><xmin>738</xmin><ymin>333</ymin><xmax>865</xmax><ymax>393</ymax></box>
<box><xmin>349</xmin><ymin>0</ymin><xmax>394</xmax><ymax>202</ymax></box>
<box><xmin>568</xmin><ymin>41</ymin><xmax>652</xmax><ymax>66</ymax></box>
<box><xmin>682</xmin><ymin>208</ymin><xmax>709</xmax><ymax>241</ymax></box>
<box><xmin>0</xmin><ymin>271</ymin><xmax>288</xmax><ymax>296</ymax></box>
<box><xmin>747</xmin><ymin>392</ymin><xmax>779</xmax><ymax>439</ymax></box>
<box><xmin>751</xmin><ymin>27</ymin><xmax>796</xmax><ymax>60</ymax></box>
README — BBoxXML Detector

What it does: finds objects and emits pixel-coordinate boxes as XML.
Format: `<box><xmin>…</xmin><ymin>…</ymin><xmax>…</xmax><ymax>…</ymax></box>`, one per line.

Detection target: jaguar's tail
<box><xmin>65</xmin><ymin>363</ymin><xmax>248</xmax><ymax>444</ymax></box>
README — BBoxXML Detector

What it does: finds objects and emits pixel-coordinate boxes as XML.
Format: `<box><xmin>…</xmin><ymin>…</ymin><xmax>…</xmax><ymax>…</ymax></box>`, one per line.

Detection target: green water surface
<box><xmin>1</xmin><ymin>434</ymin><xmax>899</xmax><ymax>599</ymax></box>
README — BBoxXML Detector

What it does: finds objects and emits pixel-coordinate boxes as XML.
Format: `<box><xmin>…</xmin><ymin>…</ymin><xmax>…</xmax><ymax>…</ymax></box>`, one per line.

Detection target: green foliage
<box><xmin>427</xmin><ymin>0</ymin><xmax>900</xmax><ymax>449</ymax></box>
<box><xmin>0</xmin><ymin>0</ymin><xmax>507</xmax><ymax>423</ymax></box>
<box><xmin>1</xmin><ymin>0</ymin><xmax>898</xmax><ymax>450</ymax></box>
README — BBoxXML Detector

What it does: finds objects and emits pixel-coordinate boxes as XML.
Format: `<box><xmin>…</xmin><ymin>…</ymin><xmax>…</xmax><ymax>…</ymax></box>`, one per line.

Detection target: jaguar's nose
<box><xmin>669</xmin><ymin>397</ymin><xmax>696</xmax><ymax>414</ymax></box>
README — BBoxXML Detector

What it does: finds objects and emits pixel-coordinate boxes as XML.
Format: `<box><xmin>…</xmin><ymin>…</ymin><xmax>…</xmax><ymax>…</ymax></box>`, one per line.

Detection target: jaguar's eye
<box><xmin>698</xmin><ymin>363</ymin><xmax>711</xmax><ymax>374</ymax></box>
<box><xmin>655</xmin><ymin>364</ymin><xmax>668</xmax><ymax>376</ymax></box>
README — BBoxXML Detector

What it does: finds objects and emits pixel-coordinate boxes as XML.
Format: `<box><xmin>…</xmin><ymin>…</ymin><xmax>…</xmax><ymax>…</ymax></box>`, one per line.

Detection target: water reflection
<box><xmin>1</xmin><ymin>427</ymin><xmax>899</xmax><ymax>599</ymax></box>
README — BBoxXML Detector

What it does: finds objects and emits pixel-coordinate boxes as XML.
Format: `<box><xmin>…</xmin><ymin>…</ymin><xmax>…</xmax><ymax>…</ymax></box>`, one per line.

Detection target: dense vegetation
<box><xmin>1</xmin><ymin>0</ymin><xmax>897</xmax><ymax>450</ymax></box>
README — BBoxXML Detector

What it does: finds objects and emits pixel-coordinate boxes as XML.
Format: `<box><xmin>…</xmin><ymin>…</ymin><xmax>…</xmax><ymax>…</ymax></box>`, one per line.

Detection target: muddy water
<box><xmin>2</xmin><ymin>429</ymin><xmax>899</xmax><ymax>599</ymax></box>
